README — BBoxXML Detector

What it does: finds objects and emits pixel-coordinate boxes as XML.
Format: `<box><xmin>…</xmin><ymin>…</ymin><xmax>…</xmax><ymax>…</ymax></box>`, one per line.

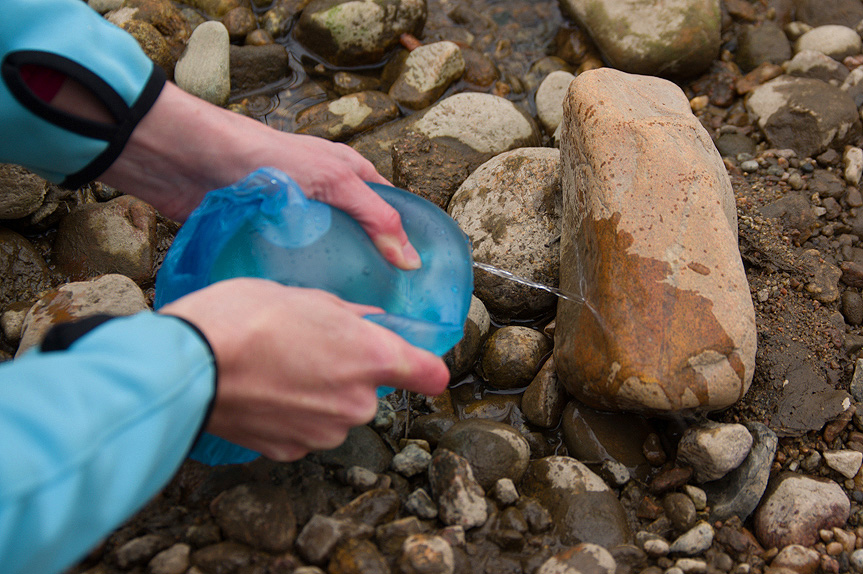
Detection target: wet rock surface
<box><xmin>11</xmin><ymin>0</ymin><xmax>863</xmax><ymax>573</ymax></box>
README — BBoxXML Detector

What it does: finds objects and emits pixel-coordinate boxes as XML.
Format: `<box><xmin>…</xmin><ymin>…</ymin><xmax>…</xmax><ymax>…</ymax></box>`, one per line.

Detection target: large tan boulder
<box><xmin>553</xmin><ymin>68</ymin><xmax>756</xmax><ymax>414</ymax></box>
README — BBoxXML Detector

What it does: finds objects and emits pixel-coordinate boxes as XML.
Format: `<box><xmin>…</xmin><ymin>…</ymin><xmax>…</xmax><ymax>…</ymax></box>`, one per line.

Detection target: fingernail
<box><xmin>401</xmin><ymin>243</ymin><xmax>422</xmax><ymax>270</ymax></box>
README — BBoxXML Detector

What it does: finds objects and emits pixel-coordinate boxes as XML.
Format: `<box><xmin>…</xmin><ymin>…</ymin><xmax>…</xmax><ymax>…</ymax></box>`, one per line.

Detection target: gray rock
<box><xmin>444</xmin><ymin>295</ymin><xmax>490</xmax><ymax>379</ymax></box>
<box><xmin>229</xmin><ymin>44</ymin><xmax>291</xmax><ymax>94</ymax></box>
<box><xmin>210</xmin><ymin>483</ymin><xmax>297</xmax><ymax>553</ymax></box>
<box><xmin>822</xmin><ymin>449</ymin><xmax>863</xmax><ymax>478</ymax></box>
<box><xmin>438</xmin><ymin>419</ymin><xmax>530</xmax><ymax>489</ymax></box>
<box><xmin>295</xmin><ymin>514</ymin><xmax>373</xmax><ymax>565</ymax></box>
<box><xmin>389</xmin><ymin>41</ymin><xmax>465</xmax><ymax>110</ymax></box>
<box><xmin>114</xmin><ymin>534</ymin><xmax>172</xmax><ymax>568</ymax></box>
<box><xmin>345</xmin><ymin>466</ymin><xmax>379</xmax><ymax>491</ymax></box>
<box><xmin>17</xmin><ymin>274</ymin><xmax>148</xmax><ymax>356</ymax></box>
<box><xmin>753</xmin><ymin>472</ymin><xmax>850</xmax><ymax>548</ymax></box>
<box><xmin>52</xmin><ymin>195</ymin><xmax>157</xmax><ymax>283</ymax></box>
<box><xmin>794</xmin><ymin>0</ymin><xmax>863</xmax><ymax>27</ymax></box>
<box><xmin>536</xmin><ymin>71</ymin><xmax>576</xmax><ymax>135</ymax></box>
<box><xmin>449</xmin><ymin>147</ymin><xmax>561</xmax><ymax>321</ymax></box>
<box><xmin>480</xmin><ymin>326</ymin><xmax>553</xmax><ymax>390</ymax></box>
<box><xmin>331</xmin><ymin>488</ymin><xmax>400</xmax><ymax>526</ymax></box>
<box><xmin>558</xmin><ymin>0</ymin><xmax>720</xmax><ymax>77</ymax></box>
<box><xmin>175</xmin><ymin>21</ymin><xmax>230</xmax><ymax>106</ymax></box>
<box><xmin>675</xmin><ymin>422</ymin><xmax>753</xmax><ymax>482</ymax></box>
<box><xmin>294</xmin><ymin>0</ymin><xmax>425</xmax><ymax>67</ymax></box>
<box><xmin>521</xmin><ymin>456</ymin><xmax>632</xmax><ymax>547</ymax></box>
<box><xmin>0</xmin><ymin>165</ymin><xmax>48</xmax><ymax>219</ymax></box>
<box><xmin>794</xmin><ymin>25</ymin><xmax>862</xmax><ymax>61</ymax></box>
<box><xmin>522</xmin><ymin>356</ymin><xmax>567</xmax><ymax>429</ymax></box>
<box><xmin>391</xmin><ymin>94</ymin><xmax>541</xmax><ymax>209</ymax></box>
<box><xmin>555</xmin><ymin>68</ymin><xmax>755</xmax><ymax>414</ymax></box>
<box><xmin>736</xmin><ymin>21</ymin><xmax>792</xmax><ymax>73</ymax></box>
<box><xmin>397</xmin><ymin>535</ymin><xmax>455</xmax><ymax>574</ymax></box>
<box><xmin>492</xmin><ymin>478</ymin><xmax>519</xmax><ymax>506</ymax></box>
<box><xmin>295</xmin><ymin>91</ymin><xmax>400</xmax><ymax>142</ymax></box>
<box><xmin>746</xmin><ymin>76</ymin><xmax>862</xmax><ymax>158</ymax></box>
<box><xmin>704</xmin><ymin>421</ymin><xmax>777</xmax><ymax>522</ymax></box>
<box><xmin>663</xmin><ymin>492</ymin><xmax>697</xmax><ymax>532</ymax></box>
<box><xmin>713</xmin><ymin>132</ymin><xmax>757</xmax><ymax>158</ymax></box>
<box><xmin>536</xmin><ymin>543</ymin><xmax>617</xmax><ymax>574</ymax></box>
<box><xmin>405</xmin><ymin>488</ymin><xmax>438</xmax><ymax>519</ymax></box>
<box><xmin>313</xmin><ymin>424</ymin><xmax>393</xmax><ymax>472</ymax></box>
<box><xmin>190</xmin><ymin>541</ymin><xmax>255</xmax><ymax>572</ymax></box>
<box><xmin>148</xmin><ymin>543</ymin><xmax>191</xmax><ymax>574</ymax></box>
<box><xmin>391</xmin><ymin>443</ymin><xmax>432</xmax><ymax>477</ymax></box>
<box><xmin>669</xmin><ymin>521</ymin><xmax>714</xmax><ymax>556</ymax></box>
<box><xmin>784</xmin><ymin>50</ymin><xmax>850</xmax><ymax>85</ymax></box>
<box><xmin>0</xmin><ymin>228</ymin><xmax>52</xmax><ymax>313</ymax></box>
<box><xmin>428</xmin><ymin>448</ymin><xmax>488</xmax><ymax>529</ymax></box>
<box><xmin>851</xmin><ymin>358</ymin><xmax>863</xmax><ymax>402</ymax></box>
<box><xmin>846</xmin><ymin>146</ymin><xmax>863</xmax><ymax>185</ymax></box>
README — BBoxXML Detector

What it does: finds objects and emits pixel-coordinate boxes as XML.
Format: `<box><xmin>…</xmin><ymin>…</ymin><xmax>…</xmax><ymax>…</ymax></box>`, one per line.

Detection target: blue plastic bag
<box><xmin>155</xmin><ymin>167</ymin><xmax>473</xmax><ymax>464</ymax></box>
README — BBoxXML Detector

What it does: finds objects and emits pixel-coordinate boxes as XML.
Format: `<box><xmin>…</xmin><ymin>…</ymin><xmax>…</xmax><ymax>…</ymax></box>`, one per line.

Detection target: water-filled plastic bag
<box><xmin>154</xmin><ymin>167</ymin><xmax>473</xmax><ymax>464</ymax></box>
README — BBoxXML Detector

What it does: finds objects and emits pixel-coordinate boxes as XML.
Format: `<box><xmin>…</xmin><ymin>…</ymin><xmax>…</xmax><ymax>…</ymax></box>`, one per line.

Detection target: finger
<box><xmin>361</xmin><ymin>324</ymin><xmax>451</xmax><ymax>396</ymax></box>
<box><xmin>319</xmin><ymin>174</ymin><xmax>422</xmax><ymax>271</ymax></box>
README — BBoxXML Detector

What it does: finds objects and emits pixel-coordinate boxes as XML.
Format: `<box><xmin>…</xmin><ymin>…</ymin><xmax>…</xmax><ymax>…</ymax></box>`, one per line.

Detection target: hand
<box><xmin>96</xmin><ymin>82</ymin><xmax>421</xmax><ymax>269</ymax></box>
<box><xmin>159</xmin><ymin>278</ymin><xmax>450</xmax><ymax>461</ymax></box>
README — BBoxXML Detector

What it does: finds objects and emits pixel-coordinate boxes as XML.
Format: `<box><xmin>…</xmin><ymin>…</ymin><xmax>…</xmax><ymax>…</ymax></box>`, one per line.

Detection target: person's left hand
<box><xmin>97</xmin><ymin>82</ymin><xmax>421</xmax><ymax>270</ymax></box>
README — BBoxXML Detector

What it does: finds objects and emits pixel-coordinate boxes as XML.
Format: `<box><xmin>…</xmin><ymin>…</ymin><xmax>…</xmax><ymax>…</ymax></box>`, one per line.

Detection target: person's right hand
<box><xmin>158</xmin><ymin>278</ymin><xmax>450</xmax><ymax>461</ymax></box>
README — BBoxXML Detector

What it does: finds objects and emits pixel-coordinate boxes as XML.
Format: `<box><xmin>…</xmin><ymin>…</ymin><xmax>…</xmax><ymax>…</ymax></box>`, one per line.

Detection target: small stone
<box><xmin>397</xmin><ymin>535</ymin><xmax>455</xmax><ymax>574</ymax></box>
<box><xmin>210</xmin><ymin>483</ymin><xmax>297</xmax><ymax>553</ymax></box>
<box><xmin>346</xmin><ymin>466</ymin><xmax>380</xmax><ymax>491</ymax></box>
<box><xmin>428</xmin><ymin>449</ymin><xmax>487</xmax><ymax>529</ymax></box>
<box><xmin>822</xmin><ymin>449</ymin><xmax>863</xmax><ymax>478</ymax></box>
<box><xmin>405</xmin><ymin>488</ymin><xmax>438</xmax><ymax>520</ymax></box>
<box><xmin>845</xmin><ymin>146</ymin><xmax>863</xmax><ymax>186</ymax></box>
<box><xmin>643</xmin><ymin>537</ymin><xmax>670</xmax><ymax>558</ymax></box>
<box><xmin>676</xmin><ymin>422</ymin><xmax>754</xmax><ymax>482</ymax></box>
<box><xmin>669</xmin><ymin>522</ymin><xmax>714</xmax><ymax>556</ymax></box>
<box><xmin>675</xmin><ymin>558</ymin><xmax>708</xmax><ymax>574</ymax></box>
<box><xmin>492</xmin><ymin>478</ymin><xmax>519</xmax><ymax>506</ymax></box>
<box><xmin>392</xmin><ymin>443</ymin><xmax>433</xmax><ymax>477</ymax></box>
<box><xmin>682</xmin><ymin>485</ymin><xmax>707</xmax><ymax>511</ymax></box>
<box><xmin>148</xmin><ymin>543</ymin><xmax>191</xmax><ymax>574</ymax></box>
<box><xmin>535</xmin><ymin>543</ymin><xmax>617</xmax><ymax>574</ymax></box>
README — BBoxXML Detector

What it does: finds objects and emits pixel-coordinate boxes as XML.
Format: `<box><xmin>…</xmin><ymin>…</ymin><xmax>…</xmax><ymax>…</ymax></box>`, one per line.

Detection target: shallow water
<box><xmin>239</xmin><ymin>0</ymin><xmax>566</xmax><ymax>131</ymax></box>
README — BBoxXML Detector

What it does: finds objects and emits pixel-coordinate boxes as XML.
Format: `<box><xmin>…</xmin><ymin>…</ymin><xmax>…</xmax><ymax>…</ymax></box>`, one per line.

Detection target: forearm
<box><xmin>0</xmin><ymin>313</ymin><xmax>215</xmax><ymax>574</ymax></box>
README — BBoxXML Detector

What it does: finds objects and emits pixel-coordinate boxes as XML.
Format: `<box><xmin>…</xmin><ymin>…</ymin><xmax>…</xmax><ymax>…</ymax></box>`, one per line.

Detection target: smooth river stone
<box><xmin>553</xmin><ymin>68</ymin><xmax>756</xmax><ymax>414</ymax></box>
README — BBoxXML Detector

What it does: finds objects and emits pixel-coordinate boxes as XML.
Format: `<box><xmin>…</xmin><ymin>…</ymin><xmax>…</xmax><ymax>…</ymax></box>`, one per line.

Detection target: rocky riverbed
<box><xmin>6</xmin><ymin>0</ymin><xmax>863</xmax><ymax>573</ymax></box>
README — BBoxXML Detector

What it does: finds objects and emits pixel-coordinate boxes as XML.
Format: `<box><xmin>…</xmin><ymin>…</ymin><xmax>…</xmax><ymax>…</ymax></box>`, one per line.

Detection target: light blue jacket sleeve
<box><xmin>0</xmin><ymin>312</ymin><xmax>216</xmax><ymax>574</ymax></box>
<box><xmin>0</xmin><ymin>0</ymin><xmax>165</xmax><ymax>188</ymax></box>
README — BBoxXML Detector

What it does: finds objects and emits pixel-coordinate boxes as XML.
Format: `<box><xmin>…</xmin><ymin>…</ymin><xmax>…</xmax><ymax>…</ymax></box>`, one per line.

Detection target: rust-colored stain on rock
<box><xmin>555</xmin><ymin>213</ymin><xmax>745</xmax><ymax>413</ymax></box>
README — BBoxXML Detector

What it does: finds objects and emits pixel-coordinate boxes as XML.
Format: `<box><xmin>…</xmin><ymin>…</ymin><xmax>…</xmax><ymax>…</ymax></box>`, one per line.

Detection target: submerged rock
<box><xmin>554</xmin><ymin>68</ymin><xmax>756</xmax><ymax>415</ymax></box>
<box><xmin>294</xmin><ymin>0</ymin><xmax>426</xmax><ymax>67</ymax></box>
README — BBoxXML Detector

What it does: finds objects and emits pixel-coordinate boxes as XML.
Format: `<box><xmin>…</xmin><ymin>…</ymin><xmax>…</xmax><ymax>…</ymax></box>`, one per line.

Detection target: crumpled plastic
<box><xmin>155</xmin><ymin>167</ymin><xmax>473</xmax><ymax>465</ymax></box>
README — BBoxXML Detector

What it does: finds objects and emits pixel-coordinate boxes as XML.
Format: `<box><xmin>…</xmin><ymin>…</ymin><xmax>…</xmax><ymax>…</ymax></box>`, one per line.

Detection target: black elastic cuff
<box><xmin>1</xmin><ymin>50</ymin><xmax>167</xmax><ymax>190</ymax></box>
<box><xmin>169</xmin><ymin>316</ymin><xmax>220</xmax><ymax>447</ymax></box>
<box><xmin>40</xmin><ymin>314</ymin><xmax>117</xmax><ymax>352</ymax></box>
